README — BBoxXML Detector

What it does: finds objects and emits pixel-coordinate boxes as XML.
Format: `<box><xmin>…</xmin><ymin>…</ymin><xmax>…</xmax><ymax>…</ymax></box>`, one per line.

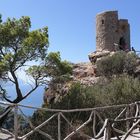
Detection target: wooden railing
<box><xmin>0</xmin><ymin>101</ymin><xmax>140</xmax><ymax>140</ymax></box>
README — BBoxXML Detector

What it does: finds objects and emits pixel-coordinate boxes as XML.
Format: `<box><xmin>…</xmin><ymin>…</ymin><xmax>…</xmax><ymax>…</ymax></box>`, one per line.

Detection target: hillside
<box><xmin>44</xmin><ymin>50</ymin><xmax>140</xmax><ymax>105</ymax></box>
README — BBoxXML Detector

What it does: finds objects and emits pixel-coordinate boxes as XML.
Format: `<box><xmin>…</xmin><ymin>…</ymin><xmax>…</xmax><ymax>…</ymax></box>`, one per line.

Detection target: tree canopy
<box><xmin>44</xmin><ymin>52</ymin><xmax>72</xmax><ymax>83</ymax></box>
<box><xmin>0</xmin><ymin>15</ymin><xmax>73</xmax><ymax>126</ymax></box>
<box><xmin>0</xmin><ymin>15</ymin><xmax>49</xmax><ymax>103</ymax></box>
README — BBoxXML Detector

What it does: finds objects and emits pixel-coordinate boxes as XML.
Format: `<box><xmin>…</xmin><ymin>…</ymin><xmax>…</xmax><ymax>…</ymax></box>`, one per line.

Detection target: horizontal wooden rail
<box><xmin>0</xmin><ymin>101</ymin><xmax>139</xmax><ymax>113</ymax></box>
<box><xmin>0</xmin><ymin>101</ymin><xmax>140</xmax><ymax>140</ymax></box>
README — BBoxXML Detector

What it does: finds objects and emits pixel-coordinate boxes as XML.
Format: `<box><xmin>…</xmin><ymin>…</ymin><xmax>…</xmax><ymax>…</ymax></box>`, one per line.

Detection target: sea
<box><xmin>0</xmin><ymin>80</ymin><xmax>45</xmax><ymax>116</ymax></box>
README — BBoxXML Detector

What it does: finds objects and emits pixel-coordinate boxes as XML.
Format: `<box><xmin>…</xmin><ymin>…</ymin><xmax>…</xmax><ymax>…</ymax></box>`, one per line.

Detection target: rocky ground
<box><xmin>43</xmin><ymin>61</ymin><xmax>100</xmax><ymax>104</ymax></box>
<box><xmin>44</xmin><ymin>50</ymin><xmax>140</xmax><ymax>104</ymax></box>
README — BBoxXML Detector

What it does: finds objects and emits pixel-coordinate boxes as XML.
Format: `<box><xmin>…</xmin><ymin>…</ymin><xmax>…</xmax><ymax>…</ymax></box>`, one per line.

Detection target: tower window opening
<box><xmin>119</xmin><ymin>37</ymin><xmax>126</xmax><ymax>51</ymax></box>
<box><xmin>101</xmin><ymin>19</ymin><xmax>104</xmax><ymax>25</ymax></box>
<box><xmin>119</xmin><ymin>37</ymin><xmax>125</xmax><ymax>46</ymax></box>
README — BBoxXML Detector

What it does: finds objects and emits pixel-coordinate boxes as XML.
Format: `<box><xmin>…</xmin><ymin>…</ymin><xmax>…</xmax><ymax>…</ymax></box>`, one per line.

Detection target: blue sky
<box><xmin>1</xmin><ymin>0</ymin><xmax>140</xmax><ymax>111</ymax></box>
<box><xmin>0</xmin><ymin>0</ymin><xmax>140</xmax><ymax>62</ymax></box>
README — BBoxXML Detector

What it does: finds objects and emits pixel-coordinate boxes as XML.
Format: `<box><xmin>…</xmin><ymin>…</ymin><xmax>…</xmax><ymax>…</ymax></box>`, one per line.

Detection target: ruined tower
<box><xmin>96</xmin><ymin>11</ymin><xmax>130</xmax><ymax>52</ymax></box>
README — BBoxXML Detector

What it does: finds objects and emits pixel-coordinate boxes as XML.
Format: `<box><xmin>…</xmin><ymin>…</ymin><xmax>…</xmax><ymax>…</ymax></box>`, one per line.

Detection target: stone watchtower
<box><xmin>96</xmin><ymin>11</ymin><xmax>130</xmax><ymax>51</ymax></box>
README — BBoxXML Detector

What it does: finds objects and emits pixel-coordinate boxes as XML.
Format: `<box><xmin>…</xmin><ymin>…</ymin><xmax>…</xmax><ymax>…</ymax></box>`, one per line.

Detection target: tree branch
<box><xmin>0</xmin><ymin>47</ymin><xmax>5</xmax><ymax>57</ymax></box>
<box><xmin>7</xmin><ymin>76</ymin><xmax>15</xmax><ymax>84</ymax></box>
<box><xmin>10</xmin><ymin>70</ymin><xmax>23</xmax><ymax>99</ymax></box>
<box><xmin>22</xmin><ymin>78</ymin><xmax>39</xmax><ymax>100</ymax></box>
<box><xmin>3</xmin><ymin>95</ymin><xmax>14</xmax><ymax>103</ymax></box>
<box><xmin>0</xmin><ymin>85</ymin><xmax>13</xmax><ymax>103</ymax></box>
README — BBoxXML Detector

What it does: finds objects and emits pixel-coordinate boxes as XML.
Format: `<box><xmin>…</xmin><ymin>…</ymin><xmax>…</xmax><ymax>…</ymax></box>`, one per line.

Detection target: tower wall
<box><xmin>118</xmin><ymin>19</ymin><xmax>130</xmax><ymax>50</ymax></box>
<box><xmin>96</xmin><ymin>11</ymin><xmax>130</xmax><ymax>52</ymax></box>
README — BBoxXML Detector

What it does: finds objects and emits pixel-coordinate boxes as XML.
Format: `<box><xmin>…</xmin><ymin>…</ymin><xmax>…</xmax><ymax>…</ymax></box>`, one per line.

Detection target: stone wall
<box><xmin>96</xmin><ymin>11</ymin><xmax>130</xmax><ymax>52</ymax></box>
<box><xmin>118</xmin><ymin>19</ymin><xmax>130</xmax><ymax>50</ymax></box>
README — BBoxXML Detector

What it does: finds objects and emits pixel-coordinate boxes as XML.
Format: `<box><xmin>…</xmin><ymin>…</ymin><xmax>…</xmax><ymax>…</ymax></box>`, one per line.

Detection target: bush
<box><xmin>97</xmin><ymin>52</ymin><xmax>137</xmax><ymax>77</ymax></box>
<box><xmin>94</xmin><ymin>75</ymin><xmax>140</xmax><ymax>106</ymax></box>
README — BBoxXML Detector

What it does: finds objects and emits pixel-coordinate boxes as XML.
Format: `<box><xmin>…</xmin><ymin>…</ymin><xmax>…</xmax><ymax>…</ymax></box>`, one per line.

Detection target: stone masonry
<box><xmin>96</xmin><ymin>11</ymin><xmax>130</xmax><ymax>52</ymax></box>
<box><xmin>89</xmin><ymin>11</ymin><xmax>131</xmax><ymax>63</ymax></box>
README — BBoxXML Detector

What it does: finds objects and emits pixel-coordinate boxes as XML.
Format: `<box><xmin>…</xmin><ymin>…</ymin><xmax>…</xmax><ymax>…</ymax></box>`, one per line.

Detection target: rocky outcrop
<box><xmin>44</xmin><ymin>50</ymin><xmax>140</xmax><ymax>105</ymax></box>
<box><xmin>72</xmin><ymin>62</ymin><xmax>99</xmax><ymax>85</ymax></box>
<box><xmin>43</xmin><ymin>51</ymin><xmax>120</xmax><ymax>104</ymax></box>
<box><xmin>88</xmin><ymin>50</ymin><xmax>115</xmax><ymax>64</ymax></box>
<box><xmin>44</xmin><ymin>62</ymin><xmax>99</xmax><ymax>104</ymax></box>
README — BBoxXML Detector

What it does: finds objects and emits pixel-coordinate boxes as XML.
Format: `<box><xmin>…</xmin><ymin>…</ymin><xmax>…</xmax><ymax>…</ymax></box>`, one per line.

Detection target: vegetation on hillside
<box><xmin>97</xmin><ymin>51</ymin><xmax>138</xmax><ymax>77</ymax></box>
<box><xmin>28</xmin><ymin>51</ymin><xmax>140</xmax><ymax>139</ymax></box>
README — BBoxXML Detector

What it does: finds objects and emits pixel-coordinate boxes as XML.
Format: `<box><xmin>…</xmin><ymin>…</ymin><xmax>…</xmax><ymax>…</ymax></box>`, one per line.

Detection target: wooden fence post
<box><xmin>126</xmin><ymin>106</ymin><xmax>130</xmax><ymax>131</ymax></box>
<box><xmin>103</xmin><ymin>119</ymin><xmax>111</xmax><ymax>140</ymax></box>
<box><xmin>14</xmin><ymin>104</ymin><xmax>18</xmax><ymax>140</ymax></box>
<box><xmin>58</xmin><ymin>113</ymin><xmax>61</xmax><ymax>140</ymax></box>
<box><xmin>93</xmin><ymin>111</ymin><xmax>96</xmax><ymax>137</ymax></box>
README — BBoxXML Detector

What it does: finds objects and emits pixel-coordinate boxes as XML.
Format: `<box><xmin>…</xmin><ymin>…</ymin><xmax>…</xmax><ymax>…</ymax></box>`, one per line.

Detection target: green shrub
<box><xmin>97</xmin><ymin>52</ymin><xmax>137</xmax><ymax>77</ymax></box>
<box><xmin>94</xmin><ymin>75</ymin><xmax>140</xmax><ymax>106</ymax></box>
